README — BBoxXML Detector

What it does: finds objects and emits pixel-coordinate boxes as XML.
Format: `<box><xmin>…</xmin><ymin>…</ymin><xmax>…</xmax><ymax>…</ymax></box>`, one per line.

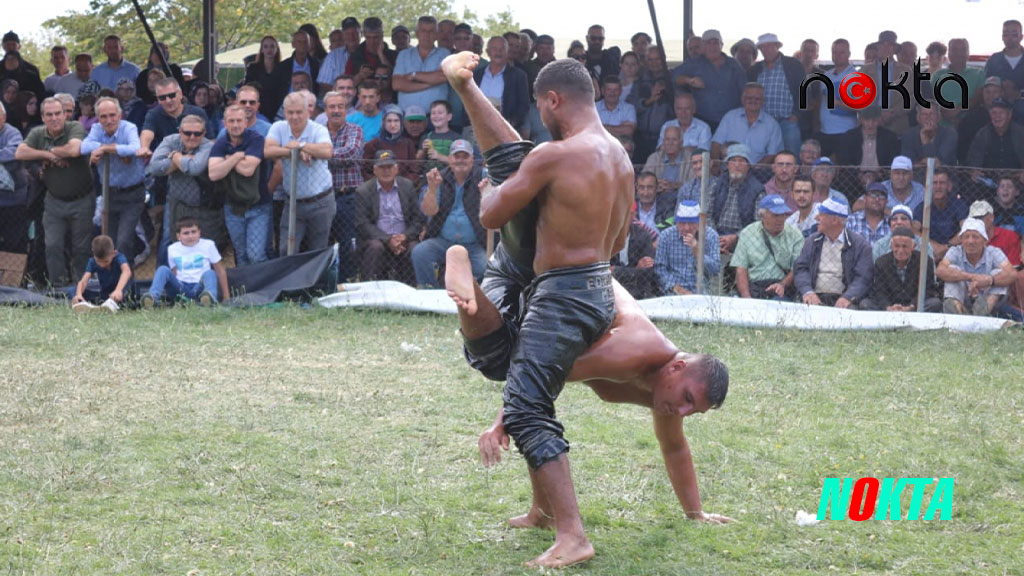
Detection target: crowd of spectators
<box><xmin>1</xmin><ymin>18</ymin><xmax>1023</xmax><ymax>318</ymax></box>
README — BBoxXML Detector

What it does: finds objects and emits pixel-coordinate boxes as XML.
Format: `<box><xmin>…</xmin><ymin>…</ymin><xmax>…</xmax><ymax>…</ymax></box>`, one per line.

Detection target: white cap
<box><xmin>960</xmin><ymin>218</ymin><xmax>988</xmax><ymax>241</ymax></box>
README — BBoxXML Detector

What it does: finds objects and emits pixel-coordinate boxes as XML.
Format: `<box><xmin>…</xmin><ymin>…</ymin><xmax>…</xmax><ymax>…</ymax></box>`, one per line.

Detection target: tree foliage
<box><xmin>41</xmin><ymin>0</ymin><xmax>519</xmax><ymax>67</ymax></box>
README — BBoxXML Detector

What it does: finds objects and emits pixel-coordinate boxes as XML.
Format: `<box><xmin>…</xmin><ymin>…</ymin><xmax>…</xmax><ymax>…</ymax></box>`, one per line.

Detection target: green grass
<box><xmin>1</xmin><ymin>305</ymin><xmax>1022</xmax><ymax>575</ymax></box>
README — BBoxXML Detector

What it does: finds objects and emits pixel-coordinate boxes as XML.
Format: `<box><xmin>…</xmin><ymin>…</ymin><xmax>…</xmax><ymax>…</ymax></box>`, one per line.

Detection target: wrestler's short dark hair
<box><xmin>691</xmin><ymin>353</ymin><xmax>728</xmax><ymax>409</ymax></box>
<box><xmin>534</xmin><ymin>59</ymin><xmax>595</xmax><ymax>102</ymax></box>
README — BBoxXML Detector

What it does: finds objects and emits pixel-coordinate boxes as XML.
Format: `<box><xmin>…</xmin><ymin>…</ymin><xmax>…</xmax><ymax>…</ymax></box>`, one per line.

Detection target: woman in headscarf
<box><xmin>10</xmin><ymin>90</ymin><xmax>41</xmax><ymax>137</ymax></box>
<box><xmin>362</xmin><ymin>104</ymin><xmax>419</xmax><ymax>185</ymax></box>
<box><xmin>0</xmin><ymin>51</ymin><xmax>44</xmax><ymax>100</ymax></box>
<box><xmin>116</xmin><ymin>77</ymin><xmax>146</xmax><ymax>129</ymax></box>
<box><xmin>76</xmin><ymin>80</ymin><xmax>102</xmax><ymax>131</ymax></box>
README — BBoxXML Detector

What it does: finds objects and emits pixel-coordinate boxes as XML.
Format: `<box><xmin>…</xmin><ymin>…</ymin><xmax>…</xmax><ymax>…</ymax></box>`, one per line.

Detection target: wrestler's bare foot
<box><xmin>525</xmin><ymin>536</ymin><xmax>595</xmax><ymax>569</ymax></box>
<box><xmin>441</xmin><ymin>52</ymin><xmax>479</xmax><ymax>88</ymax></box>
<box><xmin>508</xmin><ymin>507</ymin><xmax>555</xmax><ymax>530</ymax></box>
<box><xmin>445</xmin><ymin>245</ymin><xmax>477</xmax><ymax>315</ymax></box>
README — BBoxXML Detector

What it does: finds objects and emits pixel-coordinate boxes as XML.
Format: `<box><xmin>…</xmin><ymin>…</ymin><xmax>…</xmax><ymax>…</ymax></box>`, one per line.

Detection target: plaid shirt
<box><xmin>758</xmin><ymin>61</ymin><xmax>793</xmax><ymax>120</ymax></box>
<box><xmin>328</xmin><ymin>122</ymin><xmax>364</xmax><ymax>190</ymax></box>
<box><xmin>655</xmin><ymin>225</ymin><xmax>721</xmax><ymax>294</ymax></box>
<box><xmin>845</xmin><ymin>211</ymin><xmax>890</xmax><ymax>245</ymax></box>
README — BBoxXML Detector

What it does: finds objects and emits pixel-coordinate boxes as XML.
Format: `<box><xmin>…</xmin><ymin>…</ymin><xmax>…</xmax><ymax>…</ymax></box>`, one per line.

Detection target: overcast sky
<box><xmin>8</xmin><ymin>0</ymin><xmax>1017</xmax><ymax>58</ymax></box>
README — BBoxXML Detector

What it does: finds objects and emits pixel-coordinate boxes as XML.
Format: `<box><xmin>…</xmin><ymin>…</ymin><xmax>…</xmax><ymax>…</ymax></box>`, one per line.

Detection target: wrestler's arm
<box><xmin>653</xmin><ymin>411</ymin><xmax>732</xmax><ymax>523</ymax></box>
<box><xmin>478</xmin><ymin>145</ymin><xmax>555</xmax><ymax>229</ymax></box>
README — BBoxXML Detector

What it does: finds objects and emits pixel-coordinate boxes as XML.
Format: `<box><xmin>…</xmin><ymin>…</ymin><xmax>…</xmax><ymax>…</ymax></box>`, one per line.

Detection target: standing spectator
<box><xmin>345</xmin><ymin>18</ymin><xmax>396</xmax><ymax>82</ymax></box>
<box><xmin>391</xmin><ymin>25</ymin><xmax>411</xmax><ymax>53</ymax></box>
<box><xmin>148</xmin><ymin>115</ymin><xmax>219</xmax><ymax>264</ymax></box>
<box><xmin>793</xmin><ymin>197</ymin><xmax>874</xmax><ymax>308</ymax></box>
<box><xmin>393</xmin><ymin>16</ymin><xmax>452</xmax><ymax>115</ymax></box>
<box><xmin>957</xmin><ymin>77</ymin><xmax>1004</xmax><ymax>166</ymax></box>
<box><xmin>363</xmin><ymin>105</ymin><xmax>418</xmax><ymax>184</ymax></box>
<box><xmin>16</xmin><ymin>97</ymin><xmax>94</xmax><ymax>285</ymax></box>
<box><xmin>245</xmin><ymin>36</ymin><xmax>281</xmax><ymax>120</ymax></box>
<box><xmin>865</xmin><ymin>31</ymin><xmax>913</xmax><ymax>135</ymax></box>
<box><xmin>300</xmin><ymin>23</ymin><xmax>329</xmax><ymax>62</ymax></box>
<box><xmin>730</xmin><ymin>38</ymin><xmax>757</xmax><ymax>73</ymax></box>
<box><xmin>732</xmin><ymin>194</ymin><xmax>805</xmax><ymax>300</ymax></box>
<box><xmin>347</xmin><ymin>80</ymin><xmax>383</xmax><ymax>143</ymax></box>
<box><xmin>643</xmin><ymin>125</ymin><xmax>690</xmax><ymax>198</ymax></box>
<box><xmin>189</xmin><ymin>81</ymin><xmax>222</xmax><ymax>138</ymax></box>
<box><xmin>413</xmin><ymin>139</ymin><xmax>485</xmax><ymax>287</ymax></box>
<box><xmin>80</xmin><ymin>97</ymin><xmax>146</xmax><ymax>262</ymax></box>
<box><xmin>938</xmin><ymin>218</ymin><xmax>1016</xmax><ymax>316</ymax></box>
<box><xmin>635</xmin><ymin>171</ymin><xmax>675</xmax><ymax>232</ymax></box>
<box><xmin>208</xmin><ymin>104</ymin><xmax>270</xmax><ymax>266</ymax></box>
<box><xmin>76</xmin><ymin>81</ymin><xmax>101</xmax><ymax>131</ymax></box>
<box><xmin>983</xmin><ymin>20</ymin><xmax>1024</xmax><ymax>92</ymax></box>
<box><xmin>584</xmin><ymin>24</ymin><xmax>620</xmax><ymax>80</ymax></box>
<box><xmin>814</xmin><ymin>39</ymin><xmax>859</xmax><ymax>157</ymax></box>
<box><xmin>711</xmin><ymin>83</ymin><xmax>783</xmax><ymax>164</ymax></box>
<box><xmin>524</xmin><ymin>34</ymin><xmax>555</xmax><ymax>91</ymax></box>
<box><xmin>1</xmin><ymin>79</ymin><xmax>17</xmax><ymax>107</ymax></box>
<box><xmin>655</xmin><ymin>199</ymin><xmax>720</xmax><ymax>295</ymax></box>
<box><xmin>672</xmin><ymin>30</ymin><xmax>746</xmax><ymax>130</ymax></box>
<box><xmin>618</xmin><ymin>51</ymin><xmax>642</xmax><ymax>105</ymax></box>
<box><xmin>10</xmin><ymin>90</ymin><xmax>41</xmax><ymax>137</ymax></box>
<box><xmin>117</xmin><ymin>77</ymin><xmax>146</xmax><ymax>130</ymax></box>
<box><xmin>748</xmin><ymin>33</ymin><xmax>805</xmax><ymax>154</ymax></box>
<box><xmin>355</xmin><ymin>149</ymin><xmax>424</xmax><ymax>283</ymax></box>
<box><xmin>1</xmin><ymin>51</ymin><xmax>44</xmax><ymax>101</ymax></box>
<box><xmin>473</xmin><ymin>36</ymin><xmax>530</xmax><ymax>135</ymax></box>
<box><xmin>597</xmin><ymin>75</ymin><xmax>636</xmax><ymax>139</ymax></box>
<box><xmin>632</xmin><ymin>45</ymin><xmax>674</xmax><ymax>161</ymax></box>
<box><xmin>912</xmin><ymin>167</ymin><xmax>967</xmax><ymax>262</ymax></box>
<box><xmin>437</xmin><ymin>20</ymin><xmax>456</xmax><ymax>52</ymax></box>
<box><xmin>657</xmin><ymin>92</ymin><xmax>711</xmax><ymax>150</ymax></box>
<box><xmin>269</xmin><ymin>30</ymin><xmax>321</xmax><ymax>123</ymax></box>
<box><xmin>448</xmin><ymin>23</ymin><xmax>479</xmax><ymax>129</ymax></box>
<box><xmin>421</xmin><ymin>100</ymin><xmax>461</xmax><ymax>174</ymax></box>
<box><xmin>229</xmin><ymin>84</ymin><xmax>272</xmax><ymax>137</ymax></box>
<box><xmin>966</xmin><ymin>97</ymin><xmax>1024</xmax><ymax>172</ymax></box>
<box><xmin>138</xmin><ymin>78</ymin><xmax>209</xmax><ymax>157</ymax></box>
<box><xmin>90</xmin><ymin>35</ymin><xmax>141</xmax><ymax>92</ymax></box>
<box><xmin>901</xmin><ymin>103</ymin><xmax>958</xmax><ymax>167</ymax></box>
<box><xmin>264</xmin><ymin>91</ymin><xmax>335</xmax><ymax>255</ymax></box>
<box><xmin>135</xmin><ymin>43</ymin><xmax>185</xmax><ymax>105</ymax></box>
<box><xmin>322</xmin><ymin>91</ymin><xmax>363</xmax><ymax>280</ymax></box>
<box><xmin>836</xmin><ymin>106</ymin><xmax>901</xmax><ymax>170</ymax></box>
<box><xmin>44</xmin><ymin>46</ymin><xmax>72</xmax><ymax>94</ymax></box>
<box><xmin>860</xmin><ymin>227</ymin><xmax>941</xmax><ymax>312</ymax></box>
<box><xmin>0</xmin><ymin>102</ymin><xmax>28</xmax><ymax>254</ymax></box>
<box><xmin>631</xmin><ymin>32</ymin><xmax>652</xmax><ymax>66</ymax></box>
<box><xmin>54</xmin><ymin>53</ymin><xmax>92</xmax><ymax>97</ymax></box>
<box><xmin>925</xmin><ymin>41</ymin><xmax>947</xmax><ymax>75</ymax></box>
<box><xmin>935</xmin><ymin>38</ymin><xmax>984</xmax><ymax>124</ymax></box>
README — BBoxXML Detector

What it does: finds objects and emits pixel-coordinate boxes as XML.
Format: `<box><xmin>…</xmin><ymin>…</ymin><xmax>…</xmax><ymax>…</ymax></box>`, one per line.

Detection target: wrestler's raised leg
<box><xmin>441</xmin><ymin>52</ymin><xmax>522</xmax><ymax>151</ymax></box>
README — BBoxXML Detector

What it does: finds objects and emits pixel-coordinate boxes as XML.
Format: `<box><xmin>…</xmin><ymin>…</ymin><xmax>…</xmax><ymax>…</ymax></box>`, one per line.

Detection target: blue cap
<box><xmin>758</xmin><ymin>194</ymin><xmax>792</xmax><ymax>215</ymax></box>
<box><xmin>819</xmin><ymin>197</ymin><xmax>849</xmax><ymax>218</ymax></box>
<box><xmin>674</xmin><ymin>200</ymin><xmax>701</xmax><ymax>223</ymax></box>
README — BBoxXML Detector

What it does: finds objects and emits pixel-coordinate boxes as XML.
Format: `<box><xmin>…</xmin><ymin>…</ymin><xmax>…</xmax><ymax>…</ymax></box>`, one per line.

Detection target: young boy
<box><xmin>143</xmin><ymin>218</ymin><xmax>229</xmax><ymax>308</ymax></box>
<box><xmin>71</xmin><ymin>235</ymin><xmax>135</xmax><ymax>313</ymax></box>
<box><xmin>420</xmin><ymin>99</ymin><xmax>462</xmax><ymax>173</ymax></box>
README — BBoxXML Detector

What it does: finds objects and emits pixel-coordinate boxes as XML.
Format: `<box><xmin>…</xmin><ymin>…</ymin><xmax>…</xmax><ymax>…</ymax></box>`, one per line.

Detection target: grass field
<box><xmin>1</xmin><ymin>305</ymin><xmax>1023</xmax><ymax>575</ymax></box>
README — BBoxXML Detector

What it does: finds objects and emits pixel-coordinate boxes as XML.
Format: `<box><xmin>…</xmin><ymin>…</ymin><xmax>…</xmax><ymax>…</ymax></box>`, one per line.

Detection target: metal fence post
<box><xmin>287</xmin><ymin>148</ymin><xmax>299</xmax><ymax>256</ymax></box>
<box><xmin>101</xmin><ymin>155</ymin><xmax>110</xmax><ymax>236</ymax></box>
<box><xmin>696</xmin><ymin>150</ymin><xmax>710</xmax><ymax>294</ymax></box>
<box><xmin>917</xmin><ymin>157</ymin><xmax>935</xmax><ymax>313</ymax></box>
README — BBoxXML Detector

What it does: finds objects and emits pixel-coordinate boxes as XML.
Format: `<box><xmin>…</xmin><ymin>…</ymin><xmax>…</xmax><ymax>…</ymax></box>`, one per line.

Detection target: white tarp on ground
<box><xmin>318</xmin><ymin>281</ymin><xmax>1013</xmax><ymax>333</ymax></box>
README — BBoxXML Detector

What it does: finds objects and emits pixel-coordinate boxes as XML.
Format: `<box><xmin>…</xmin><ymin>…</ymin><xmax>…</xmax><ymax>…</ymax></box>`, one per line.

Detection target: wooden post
<box><xmin>917</xmin><ymin>158</ymin><xmax>935</xmax><ymax>313</ymax></box>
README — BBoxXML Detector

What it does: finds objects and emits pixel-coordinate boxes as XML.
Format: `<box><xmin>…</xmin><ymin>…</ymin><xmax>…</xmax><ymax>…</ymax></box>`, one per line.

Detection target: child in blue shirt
<box><xmin>71</xmin><ymin>235</ymin><xmax>135</xmax><ymax>312</ymax></box>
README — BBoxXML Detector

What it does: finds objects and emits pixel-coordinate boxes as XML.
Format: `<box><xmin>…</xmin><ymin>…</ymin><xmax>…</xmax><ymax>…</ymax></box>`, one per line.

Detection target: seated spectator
<box><xmin>913</xmin><ymin>167</ymin><xmax>967</xmax><ymax>262</ymax></box>
<box><xmin>208</xmin><ymin>104</ymin><xmax>269</xmax><ymax>267</ymax></box>
<box><xmin>793</xmin><ymin>197</ymin><xmax>873</xmax><ymax>308</ymax></box>
<box><xmin>672</xmin><ymin>29</ymin><xmax>746</xmax><ymax>129</ymax></box>
<box><xmin>966</xmin><ymin>97</ymin><xmax>1024</xmax><ymax>173</ymax></box>
<box><xmin>846</xmin><ymin>182</ymin><xmax>890</xmax><ymax>245</ymax></box>
<box><xmin>711</xmin><ymin>82</ymin><xmax>782</xmax><ymax>164</ymax></box>
<box><xmin>403</xmin><ymin>105</ymin><xmax>429</xmax><ymax>146</ymax></box>
<box><xmin>597</xmin><ymin>75</ymin><xmax>636</xmax><ymax>139</ymax></box>
<box><xmin>0</xmin><ymin>102</ymin><xmax>28</xmax><ymax>254</ymax></box>
<box><xmin>71</xmin><ymin>234</ymin><xmax>135</xmax><ymax>311</ymax></box>
<box><xmin>676</xmin><ymin>149</ymin><xmax>705</xmax><ymax>203</ymax></box>
<box><xmin>761</xmin><ymin>150</ymin><xmax>799</xmax><ymax>209</ymax></box>
<box><xmin>610</xmin><ymin>207</ymin><xmax>660</xmax><ymax>300</ymax></box>
<box><xmin>993</xmin><ymin>176</ymin><xmax>1024</xmax><ymax>234</ymax></box>
<box><xmin>15</xmin><ymin>97</ymin><xmax>94</xmax><ymax>285</ymax></box>
<box><xmin>872</xmin><ymin>204</ymin><xmax>935</xmax><ymax>262</ymax></box>
<box><xmin>937</xmin><ymin>218</ymin><xmax>1016</xmax><ymax>316</ymax></box>
<box><xmin>263</xmin><ymin>91</ymin><xmax>335</xmax><ymax>256</ymax></box>
<box><xmin>798</xmin><ymin>139</ymin><xmax>821</xmax><ymax>172</ymax></box>
<box><xmin>809</xmin><ymin>157</ymin><xmax>850</xmax><ymax>205</ymax></box>
<box><xmin>473</xmin><ymin>36</ymin><xmax>530</xmax><ymax>134</ymax></box>
<box><xmin>974</xmin><ymin>197</ymin><xmax>1024</xmax><ymax>313</ymax></box>
<box><xmin>80</xmin><ymin>96</ymin><xmax>146</xmax><ymax>263</ymax></box>
<box><xmin>709</xmin><ymin>144</ymin><xmax>764</xmax><ymax>253</ymax></box>
<box><xmin>148</xmin><ymin>114</ymin><xmax>220</xmax><ymax>264</ymax></box>
<box><xmin>635</xmin><ymin>170</ymin><xmax>675</xmax><ymax>231</ymax></box>
<box><xmin>786</xmin><ymin>176</ymin><xmax>819</xmax><ymax>236</ymax></box>
<box><xmin>901</xmin><ymin>103</ymin><xmax>957</xmax><ymax>167</ymax></box>
<box><xmin>421</xmin><ymin>99</ymin><xmax>461</xmax><ymax>174</ymax></box>
<box><xmin>957</xmin><ymin>77</ymin><xmax>1003</xmax><ymax>166</ymax></box>
<box><xmin>76</xmin><ymin>82</ymin><xmax>100</xmax><ymax>132</ymax></box>
<box><xmin>835</xmin><ymin>106</ymin><xmax>900</xmax><ymax>170</ymax></box>
<box><xmin>657</xmin><ymin>92</ymin><xmax>711</xmax><ymax>151</ymax></box>
<box><xmin>143</xmin><ymin>217</ymin><xmax>228</xmax><ymax>308</ymax></box>
<box><xmin>876</xmin><ymin>155</ymin><xmax>925</xmax><ymax>213</ymax></box>
<box><xmin>655</xmin><ymin>200</ymin><xmax>721</xmax><ymax>295</ymax></box>
<box><xmin>355</xmin><ymin>150</ymin><xmax>424</xmax><ymax>283</ymax></box>
<box><xmin>860</xmin><ymin>227</ymin><xmax>941</xmax><ymax>312</ymax></box>
<box><xmin>363</xmin><ymin>105</ymin><xmax>419</xmax><ymax>184</ymax></box>
<box><xmin>643</xmin><ymin>125</ymin><xmax>690</xmax><ymax>198</ymax></box>
<box><xmin>375</xmin><ymin>64</ymin><xmax>395</xmax><ymax>106</ymax></box>
<box><xmin>732</xmin><ymin>194</ymin><xmax>805</xmax><ymax>300</ymax></box>
<box><xmin>347</xmin><ymin>80</ymin><xmax>383</xmax><ymax>143</ymax></box>
<box><xmin>412</xmin><ymin>140</ymin><xmax>484</xmax><ymax>288</ymax></box>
